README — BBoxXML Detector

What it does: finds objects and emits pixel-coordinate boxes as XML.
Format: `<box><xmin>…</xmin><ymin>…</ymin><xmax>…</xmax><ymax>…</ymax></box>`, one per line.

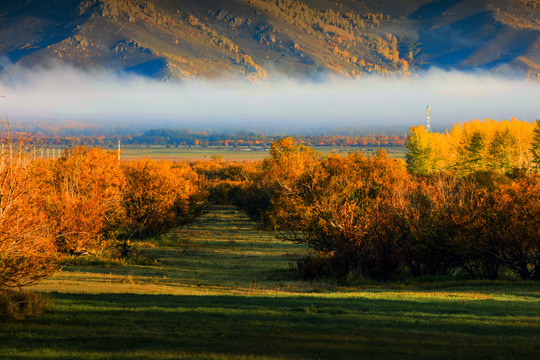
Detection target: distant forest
<box><xmin>6</xmin><ymin>127</ymin><xmax>408</xmax><ymax>148</ymax></box>
<box><xmin>127</xmin><ymin>129</ymin><xmax>407</xmax><ymax>148</ymax></box>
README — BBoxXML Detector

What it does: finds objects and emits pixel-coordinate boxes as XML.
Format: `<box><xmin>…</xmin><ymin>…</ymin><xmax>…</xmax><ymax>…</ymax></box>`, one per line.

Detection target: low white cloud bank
<box><xmin>0</xmin><ymin>61</ymin><xmax>539</xmax><ymax>134</ymax></box>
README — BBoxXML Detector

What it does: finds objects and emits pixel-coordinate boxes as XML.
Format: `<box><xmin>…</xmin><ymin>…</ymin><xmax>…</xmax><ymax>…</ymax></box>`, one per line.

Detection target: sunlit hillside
<box><xmin>1</xmin><ymin>0</ymin><xmax>539</xmax><ymax>79</ymax></box>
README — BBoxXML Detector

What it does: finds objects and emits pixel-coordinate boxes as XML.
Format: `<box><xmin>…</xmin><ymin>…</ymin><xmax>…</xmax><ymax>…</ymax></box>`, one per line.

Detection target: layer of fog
<box><xmin>0</xmin><ymin>61</ymin><xmax>539</xmax><ymax>135</ymax></box>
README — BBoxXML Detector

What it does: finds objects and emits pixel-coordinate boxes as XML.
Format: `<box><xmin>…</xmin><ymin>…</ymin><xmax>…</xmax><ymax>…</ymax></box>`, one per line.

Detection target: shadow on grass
<box><xmin>1</xmin><ymin>292</ymin><xmax>539</xmax><ymax>360</ymax></box>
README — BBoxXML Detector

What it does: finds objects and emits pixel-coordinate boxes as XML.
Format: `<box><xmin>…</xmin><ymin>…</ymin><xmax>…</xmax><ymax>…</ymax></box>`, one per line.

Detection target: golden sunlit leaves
<box><xmin>407</xmin><ymin>118</ymin><xmax>536</xmax><ymax>176</ymax></box>
<box><xmin>0</xmin><ymin>139</ymin><xmax>208</xmax><ymax>288</ymax></box>
<box><xmin>261</xmin><ymin>139</ymin><xmax>409</xmax><ymax>279</ymax></box>
<box><xmin>234</xmin><ymin>135</ymin><xmax>540</xmax><ymax>281</ymax></box>
<box><xmin>31</xmin><ymin>147</ymin><xmax>124</xmax><ymax>253</ymax></box>
<box><xmin>0</xmin><ymin>141</ymin><xmax>58</xmax><ymax>289</ymax></box>
<box><xmin>118</xmin><ymin>159</ymin><xmax>203</xmax><ymax>239</ymax></box>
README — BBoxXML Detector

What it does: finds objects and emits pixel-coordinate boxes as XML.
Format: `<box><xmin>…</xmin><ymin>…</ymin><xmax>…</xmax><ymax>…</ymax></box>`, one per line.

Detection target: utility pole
<box><xmin>426</xmin><ymin>105</ymin><xmax>432</xmax><ymax>133</ymax></box>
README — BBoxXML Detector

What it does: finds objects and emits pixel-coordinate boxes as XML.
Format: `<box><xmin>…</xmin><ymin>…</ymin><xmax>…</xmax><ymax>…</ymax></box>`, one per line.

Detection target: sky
<box><xmin>0</xmin><ymin>61</ymin><xmax>539</xmax><ymax>135</ymax></box>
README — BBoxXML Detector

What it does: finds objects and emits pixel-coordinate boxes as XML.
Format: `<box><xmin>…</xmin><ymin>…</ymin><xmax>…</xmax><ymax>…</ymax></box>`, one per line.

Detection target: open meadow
<box><xmin>117</xmin><ymin>145</ymin><xmax>407</xmax><ymax>162</ymax></box>
<box><xmin>1</xmin><ymin>206</ymin><xmax>539</xmax><ymax>360</ymax></box>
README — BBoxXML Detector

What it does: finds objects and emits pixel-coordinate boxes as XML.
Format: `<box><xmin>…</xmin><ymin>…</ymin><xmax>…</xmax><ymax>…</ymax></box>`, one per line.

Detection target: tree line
<box><xmin>406</xmin><ymin>118</ymin><xmax>539</xmax><ymax>176</ymax></box>
<box><xmin>128</xmin><ymin>129</ymin><xmax>407</xmax><ymax>148</ymax></box>
<box><xmin>5</xmin><ymin>128</ymin><xmax>408</xmax><ymax>148</ymax></box>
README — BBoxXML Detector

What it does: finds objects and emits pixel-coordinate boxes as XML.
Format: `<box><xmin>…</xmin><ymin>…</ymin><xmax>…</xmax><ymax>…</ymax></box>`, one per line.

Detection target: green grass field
<box><xmin>1</xmin><ymin>207</ymin><xmax>539</xmax><ymax>359</ymax></box>
<box><xmin>40</xmin><ymin>145</ymin><xmax>406</xmax><ymax>162</ymax></box>
<box><xmin>116</xmin><ymin>145</ymin><xmax>407</xmax><ymax>162</ymax></box>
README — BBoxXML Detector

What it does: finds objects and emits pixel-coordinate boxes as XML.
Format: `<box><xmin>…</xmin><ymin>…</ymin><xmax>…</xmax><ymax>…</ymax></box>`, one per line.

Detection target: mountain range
<box><xmin>1</xmin><ymin>0</ymin><xmax>539</xmax><ymax>80</ymax></box>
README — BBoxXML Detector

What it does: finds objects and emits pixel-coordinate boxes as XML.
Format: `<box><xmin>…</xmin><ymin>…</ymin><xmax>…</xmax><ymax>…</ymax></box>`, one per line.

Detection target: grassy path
<box><xmin>1</xmin><ymin>207</ymin><xmax>539</xmax><ymax>359</ymax></box>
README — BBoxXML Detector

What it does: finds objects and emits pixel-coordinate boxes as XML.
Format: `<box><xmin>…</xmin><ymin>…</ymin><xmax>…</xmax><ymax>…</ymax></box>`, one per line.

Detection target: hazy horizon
<box><xmin>0</xmin><ymin>60</ymin><xmax>539</xmax><ymax>136</ymax></box>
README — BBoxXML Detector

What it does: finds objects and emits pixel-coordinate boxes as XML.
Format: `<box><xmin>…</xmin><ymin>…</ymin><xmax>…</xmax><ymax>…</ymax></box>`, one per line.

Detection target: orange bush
<box><xmin>264</xmin><ymin>138</ymin><xmax>409</xmax><ymax>278</ymax></box>
<box><xmin>480</xmin><ymin>175</ymin><xmax>540</xmax><ymax>279</ymax></box>
<box><xmin>118</xmin><ymin>159</ymin><xmax>205</xmax><ymax>240</ymax></box>
<box><xmin>192</xmin><ymin>159</ymin><xmax>263</xmax><ymax>208</ymax></box>
<box><xmin>0</xmin><ymin>147</ymin><xmax>58</xmax><ymax>289</ymax></box>
<box><xmin>31</xmin><ymin>147</ymin><xmax>124</xmax><ymax>252</ymax></box>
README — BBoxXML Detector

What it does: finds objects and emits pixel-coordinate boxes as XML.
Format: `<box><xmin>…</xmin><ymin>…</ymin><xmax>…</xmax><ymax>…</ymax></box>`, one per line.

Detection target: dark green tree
<box><xmin>458</xmin><ymin>131</ymin><xmax>486</xmax><ymax>174</ymax></box>
<box><xmin>488</xmin><ymin>128</ymin><xmax>515</xmax><ymax>173</ymax></box>
<box><xmin>406</xmin><ymin>126</ymin><xmax>432</xmax><ymax>176</ymax></box>
<box><xmin>531</xmin><ymin>119</ymin><xmax>540</xmax><ymax>173</ymax></box>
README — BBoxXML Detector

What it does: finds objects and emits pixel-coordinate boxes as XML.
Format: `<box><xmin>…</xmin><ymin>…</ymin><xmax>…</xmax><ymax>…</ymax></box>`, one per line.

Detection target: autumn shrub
<box><xmin>451</xmin><ymin>180</ymin><xmax>504</xmax><ymax>280</ymax></box>
<box><xmin>257</xmin><ymin>137</ymin><xmax>540</xmax><ymax>281</ymax></box>
<box><xmin>263</xmin><ymin>138</ymin><xmax>409</xmax><ymax>279</ymax></box>
<box><xmin>193</xmin><ymin>159</ymin><xmax>263</xmax><ymax>206</ymax></box>
<box><xmin>393</xmin><ymin>170</ymin><xmax>540</xmax><ymax>280</ymax></box>
<box><xmin>309</xmin><ymin>151</ymin><xmax>408</xmax><ymax>280</ymax></box>
<box><xmin>480</xmin><ymin>175</ymin><xmax>540</xmax><ymax>280</ymax></box>
<box><xmin>25</xmin><ymin>149</ymin><xmax>209</xmax><ymax>259</ymax></box>
<box><xmin>31</xmin><ymin>147</ymin><xmax>125</xmax><ymax>253</ymax></box>
<box><xmin>401</xmin><ymin>118</ymin><xmax>540</xmax><ymax>278</ymax></box>
<box><xmin>0</xmin><ymin>142</ymin><xmax>58</xmax><ymax>290</ymax></box>
<box><xmin>392</xmin><ymin>174</ymin><xmax>477</xmax><ymax>277</ymax></box>
<box><xmin>117</xmin><ymin>159</ymin><xmax>207</xmax><ymax>242</ymax></box>
<box><xmin>191</xmin><ymin>160</ymin><xmax>228</xmax><ymax>204</ymax></box>
<box><xmin>192</xmin><ymin>159</ymin><xmax>274</xmax><ymax>228</ymax></box>
<box><xmin>259</xmin><ymin>137</ymin><xmax>319</xmax><ymax>230</ymax></box>
<box><xmin>466</xmin><ymin>170</ymin><xmax>512</xmax><ymax>191</ymax></box>
<box><xmin>226</xmin><ymin>166</ymin><xmax>275</xmax><ymax>228</ymax></box>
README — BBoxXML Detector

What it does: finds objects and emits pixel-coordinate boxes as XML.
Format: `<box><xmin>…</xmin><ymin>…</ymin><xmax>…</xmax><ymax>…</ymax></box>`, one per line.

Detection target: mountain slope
<box><xmin>0</xmin><ymin>0</ymin><xmax>539</xmax><ymax>79</ymax></box>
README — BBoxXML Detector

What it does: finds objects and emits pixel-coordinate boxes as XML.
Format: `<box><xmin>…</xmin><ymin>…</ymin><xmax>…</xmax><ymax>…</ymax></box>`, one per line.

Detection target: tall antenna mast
<box><xmin>117</xmin><ymin>139</ymin><xmax>121</xmax><ymax>163</ymax></box>
<box><xmin>426</xmin><ymin>105</ymin><xmax>431</xmax><ymax>133</ymax></box>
